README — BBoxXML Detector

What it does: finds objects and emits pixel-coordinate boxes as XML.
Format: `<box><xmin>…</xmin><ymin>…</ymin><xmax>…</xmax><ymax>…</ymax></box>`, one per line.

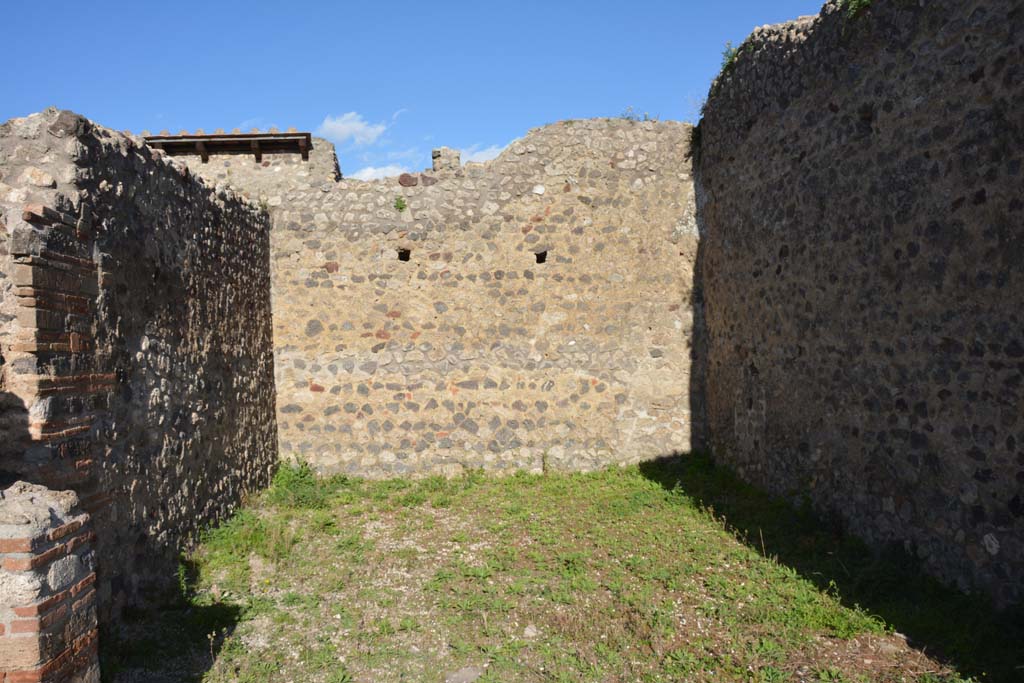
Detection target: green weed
<box><xmin>103</xmin><ymin>453</ymin><xmax>1017</xmax><ymax>683</ymax></box>
<box><xmin>840</xmin><ymin>0</ymin><xmax>872</xmax><ymax>19</ymax></box>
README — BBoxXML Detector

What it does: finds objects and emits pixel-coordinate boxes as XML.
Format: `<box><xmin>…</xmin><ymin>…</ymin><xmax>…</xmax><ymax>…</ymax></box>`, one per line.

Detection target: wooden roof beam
<box><xmin>141</xmin><ymin>131</ymin><xmax>311</xmax><ymax>161</ymax></box>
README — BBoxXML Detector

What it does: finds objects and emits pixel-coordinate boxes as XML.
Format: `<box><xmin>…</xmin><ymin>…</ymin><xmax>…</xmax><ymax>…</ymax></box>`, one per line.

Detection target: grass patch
<box><xmin>639</xmin><ymin>455</ymin><xmax>1022</xmax><ymax>682</ymax></box>
<box><xmin>103</xmin><ymin>457</ymin><xmax>1018</xmax><ymax>683</ymax></box>
<box><xmin>265</xmin><ymin>459</ymin><xmax>349</xmax><ymax>509</ymax></box>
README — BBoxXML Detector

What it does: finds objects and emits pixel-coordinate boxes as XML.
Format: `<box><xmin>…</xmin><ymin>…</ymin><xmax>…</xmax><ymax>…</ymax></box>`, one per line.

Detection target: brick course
<box><xmin>0</xmin><ymin>483</ymin><xmax>98</xmax><ymax>683</ymax></box>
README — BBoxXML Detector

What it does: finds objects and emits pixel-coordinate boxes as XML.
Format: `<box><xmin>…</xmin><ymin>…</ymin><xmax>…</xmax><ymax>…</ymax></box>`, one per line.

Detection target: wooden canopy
<box><xmin>143</xmin><ymin>131</ymin><xmax>312</xmax><ymax>163</ymax></box>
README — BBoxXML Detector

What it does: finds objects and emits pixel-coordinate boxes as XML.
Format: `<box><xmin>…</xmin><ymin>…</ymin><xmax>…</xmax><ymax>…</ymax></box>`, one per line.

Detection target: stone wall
<box><xmin>697</xmin><ymin>0</ymin><xmax>1023</xmax><ymax>605</ymax></box>
<box><xmin>180</xmin><ymin>118</ymin><xmax>701</xmax><ymax>476</ymax></box>
<box><xmin>0</xmin><ymin>108</ymin><xmax>278</xmax><ymax>618</ymax></box>
<box><xmin>173</xmin><ymin>136</ymin><xmax>340</xmax><ymax>202</ymax></box>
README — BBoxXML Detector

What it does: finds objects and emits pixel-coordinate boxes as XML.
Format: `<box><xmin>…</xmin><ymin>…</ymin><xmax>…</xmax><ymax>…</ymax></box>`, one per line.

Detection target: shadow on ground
<box><xmin>639</xmin><ymin>453</ymin><xmax>1023</xmax><ymax>682</ymax></box>
<box><xmin>99</xmin><ymin>559</ymin><xmax>241</xmax><ymax>683</ymax></box>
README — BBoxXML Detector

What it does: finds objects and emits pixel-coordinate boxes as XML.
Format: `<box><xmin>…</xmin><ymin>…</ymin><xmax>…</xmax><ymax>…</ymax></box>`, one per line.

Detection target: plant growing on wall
<box><xmin>619</xmin><ymin>106</ymin><xmax>658</xmax><ymax>122</ymax></box>
<box><xmin>721</xmin><ymin>41</ymin><xmax>741</xmax><ymax>73</ymax></box>
<box><xmin>394</xmin><ymin>196</ymin><xmax>407</xmax><ymax>212</ymax></box>
<box><xmin>840</xmin><ymin>0</ymin><xmax>872</xmax><ymax>20</ymax></box>
<box><xmin>704</xmin><ymin>37</ymin><xmax>751</xmax><ymax>107</ymax></box>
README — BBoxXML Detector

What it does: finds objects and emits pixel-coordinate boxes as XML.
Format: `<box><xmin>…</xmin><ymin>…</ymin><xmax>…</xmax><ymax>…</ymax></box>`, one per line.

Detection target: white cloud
<box><xmin>391</xmin><ymin>108</ymin><xmax>409</xmax><ymax>121</ymax></box>
<box><xmin>387</xmin><ymin>147</ymin><xmax>422</xmax><ymax>162</ymax></box>
<box><xmin>460</xmin><ymin>143</ymin><xmax>506</xmax><ymax>163</ymax></box>
<box><xmin>317</xmin><ymin>112</ymin><xmax>387</xmax><ymax>146</ymax></box>
<box><xmin>350</xmin><ymin>164</ymin><xmax>409</xmax><ymax>181</ymax></box>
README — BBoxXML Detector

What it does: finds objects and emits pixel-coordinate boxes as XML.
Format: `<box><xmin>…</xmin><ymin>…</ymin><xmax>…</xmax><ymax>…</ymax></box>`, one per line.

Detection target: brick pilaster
<box><xmin>0</xmin><ymin>482</ymin><xmax>98</xmax><ymax>682</ymax></box>
<box><xmin>5</xmin><ymin>202</ymin><xmax>107</xmax><ymax>500</ymax></box>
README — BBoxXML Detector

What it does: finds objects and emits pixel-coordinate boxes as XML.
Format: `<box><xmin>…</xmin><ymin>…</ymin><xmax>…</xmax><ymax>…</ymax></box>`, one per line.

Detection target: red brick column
<box><xmin>0</xmin><ymin>482</ymin><xmax>98</xmax><ymax>683</ymax></box>
<box><xmin>6</xmin><ymin>203</ymin><xmax>108</xmax><ymax>495</ymax></box>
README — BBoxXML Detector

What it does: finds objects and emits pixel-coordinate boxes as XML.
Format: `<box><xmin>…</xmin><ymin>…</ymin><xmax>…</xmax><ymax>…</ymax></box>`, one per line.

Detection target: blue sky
<box><xmin>3</xmin><ymin>0</ymin><xmax>822</xmax><ymax>179</ymax></box>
